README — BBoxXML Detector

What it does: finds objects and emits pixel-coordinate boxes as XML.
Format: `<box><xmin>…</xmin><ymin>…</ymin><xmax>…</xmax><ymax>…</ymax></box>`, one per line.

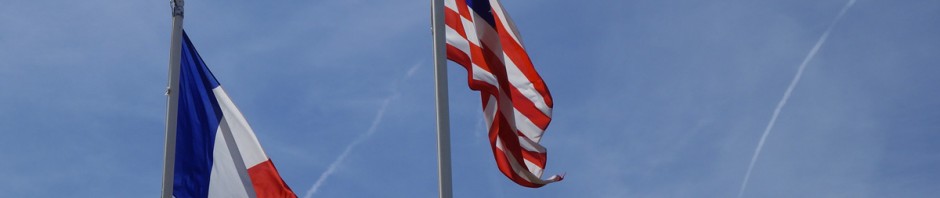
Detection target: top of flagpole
<box><xmin>171</xmin><ymin>0</ymin><xmax>184</xmax><ymax>17</ymax></box>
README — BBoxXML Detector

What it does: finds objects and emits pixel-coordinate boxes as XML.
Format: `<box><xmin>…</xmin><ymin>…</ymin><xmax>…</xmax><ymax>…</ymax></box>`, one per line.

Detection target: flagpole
<box><xmin>431</xmin><ymin>0</ymin><xmax>453</xmax><ymax>198</ymax></box>
<box><xmin>161</xmin><ymin>0</ymin><xmax>184</xmax><ymax>197</ymax></box>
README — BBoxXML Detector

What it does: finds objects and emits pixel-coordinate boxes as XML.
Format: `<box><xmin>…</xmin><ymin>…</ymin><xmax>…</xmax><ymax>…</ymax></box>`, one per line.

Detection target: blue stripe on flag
<box><xmin>173</xmin><ymin>30</ymin><xmax>223</xmax><ymax>198</ymax></box>
<box><xmin>465</xmin><ymin>0</ymin><xmax>495</xmax><ymax>26</ymax></box>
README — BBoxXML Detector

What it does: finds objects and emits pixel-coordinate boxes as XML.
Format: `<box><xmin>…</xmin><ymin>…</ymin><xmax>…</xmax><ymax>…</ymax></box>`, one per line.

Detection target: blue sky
<box><xmin>1</xmin><ymin>0</ymin><xmax>939</xmax><ymax>197</ymax></box>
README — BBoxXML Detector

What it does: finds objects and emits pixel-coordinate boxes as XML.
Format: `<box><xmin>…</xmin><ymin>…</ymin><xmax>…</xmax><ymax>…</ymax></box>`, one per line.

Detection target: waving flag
<box><xmin>443</xmin><ymin>0</ymin><xmax>562</xmax><ymax>187</ymax></box>
<box><xmin>173</xmin><ymin>31</ymin><xmax>297</xmax><ymax>198</ymax></box>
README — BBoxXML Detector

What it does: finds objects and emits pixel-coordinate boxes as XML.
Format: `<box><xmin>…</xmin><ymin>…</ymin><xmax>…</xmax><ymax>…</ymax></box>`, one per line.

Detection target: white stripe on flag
<box><xmin>214</xmin><ymin>88</ymin><xmax>270</xmax><ymax>168</ymax></box>
<box><xmin>208</xmin><ymin>127</ymin><xmax>253</xmax><ymax>198</ymax></box>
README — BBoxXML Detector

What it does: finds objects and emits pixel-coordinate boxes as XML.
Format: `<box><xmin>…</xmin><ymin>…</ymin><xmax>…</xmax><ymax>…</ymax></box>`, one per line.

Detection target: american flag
<box><xmin>443</xmin><ymin>0</ymin><xmax>563</xmax><ymax>187</ymax></box>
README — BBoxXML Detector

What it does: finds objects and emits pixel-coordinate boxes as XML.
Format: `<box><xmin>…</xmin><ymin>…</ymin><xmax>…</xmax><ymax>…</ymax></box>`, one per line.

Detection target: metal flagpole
<box><xmin>431</xmin><ymin>0</ymin><xmax>453</xmax><ymax>198</ymax></box>
<box><xmin>161</xmin><ymin>0</ymin><xmax>184</xmax><ymax>197</ymax></box>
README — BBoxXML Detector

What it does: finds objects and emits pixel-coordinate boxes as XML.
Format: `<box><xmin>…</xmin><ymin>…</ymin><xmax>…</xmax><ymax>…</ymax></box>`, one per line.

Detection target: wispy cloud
<box><xmin>302</xmin><ymin>62</ymin><xmax>422</xmax><ymax>198</ymax></box>
<box><xmin>737</xmin><ymin>1</ymin><xmax>856</xmax><ymax>197</ymax></box>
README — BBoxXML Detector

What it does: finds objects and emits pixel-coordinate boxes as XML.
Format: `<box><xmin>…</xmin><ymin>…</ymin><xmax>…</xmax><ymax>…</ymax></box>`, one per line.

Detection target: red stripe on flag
<box><xmin>508</xmin><ymin>86</ymin><xmax>551</xmax><ymax>129</ymax></box>
<box><xmin>490</xmin><ymin>11</ymin><xmax>554</xmax><ymax>107</ymax></box>
<box><xmin>247</xmin><ymin>159</ymin><xmax>297</xmax><ymax>198</ymax></box>
<box><xmin>477</xmin><ymin>42</ymin><xmax>552</xmax><ymax>129</ymax></box>
<box><xmin>516</xmin><ymin>131</ymin><xmax>548</xmax><ymax>168</ymax></box>
<box><xmin>489</xmin><ymin>113</ymin><xmax>543</xmax><ymax>188</ymax></box>
<box><xmin>446</xmin><ymin>45</ymin><xmax>471</xmax><ymax>68</ymax></box>
<box><xmin>446</xmin><ymin>44</ymin><xmax>499</xmax><ymax>94</ymax></box>
<box><xmin>444</xmin><ymin>9</ymin><xmax>467</xmax><ymax>39</ymax></box>
<box><xmin>454</xmin><ymin>0</ymin><xmax>473</xmax><ymax>20</ymax></box>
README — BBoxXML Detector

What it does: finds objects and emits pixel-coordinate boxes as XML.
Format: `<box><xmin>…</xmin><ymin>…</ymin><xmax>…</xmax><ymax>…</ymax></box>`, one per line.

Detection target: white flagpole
<box><xmin>431</xmin><ymin>0</ymin><xmax>453</xmax><ymax>198</ymax></box>
<box><xmin>161</xmin><ymin>0</ymin><xmax>184</xmax><ymax>197</ymax></box>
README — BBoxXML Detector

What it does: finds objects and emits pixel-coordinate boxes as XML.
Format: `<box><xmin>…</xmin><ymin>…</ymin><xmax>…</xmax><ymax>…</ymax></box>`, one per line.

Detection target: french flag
<box><xmin>172</xmin><ymin>31</ymin><xmax>296</xmax><ymax>198</ymax></box>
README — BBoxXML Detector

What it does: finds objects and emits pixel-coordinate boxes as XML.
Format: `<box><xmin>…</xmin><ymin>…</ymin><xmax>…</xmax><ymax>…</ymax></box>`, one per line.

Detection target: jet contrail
<box><xmin>302</xmin><ymin>98</ymin><xmax>392</xmax><ymax>198</ymax></box>
<box><xmin>737</xmin><ymin>1</ymin><xmax>855</xmax><ymax>197</ymax></box>
<box><xmin>303</xmin><ymin>63</ymin><xmax>421</xmax><ymax>198</ymax></box>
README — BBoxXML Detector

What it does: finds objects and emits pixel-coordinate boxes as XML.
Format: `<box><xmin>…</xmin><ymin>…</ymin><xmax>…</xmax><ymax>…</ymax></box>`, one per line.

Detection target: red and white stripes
<box><xmin>444</xmin><ymin>0</ymin><xmax>562</xmax><ymax>188</ymax></box>
<box><xmin>213</xmin><ymin>88</ymin><xmax>296</xmax><ymax>198</ymax></box>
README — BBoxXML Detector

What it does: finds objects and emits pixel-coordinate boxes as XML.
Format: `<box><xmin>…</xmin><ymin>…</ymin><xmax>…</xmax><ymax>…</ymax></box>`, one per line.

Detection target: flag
<box><xmin>443</xmin><ymin>0</ymin><xmax>563</xmax><ymax>187</ymax></box>
<box><xmin>173</xmin><ymin>31</ymin><xmax>297</xmax><ymax>198</ymax></box>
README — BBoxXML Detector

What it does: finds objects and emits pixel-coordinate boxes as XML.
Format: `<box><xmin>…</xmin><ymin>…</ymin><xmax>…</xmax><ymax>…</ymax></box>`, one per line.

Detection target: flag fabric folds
<box><xmin>173</xmin><ymin>31</ymin><xmax>297</xmax><ymax>198</ymax></box>
<box><xmin>443</xmin><ymin>0</ymin><xmax>563</xmax><ymax>188</ymax></box>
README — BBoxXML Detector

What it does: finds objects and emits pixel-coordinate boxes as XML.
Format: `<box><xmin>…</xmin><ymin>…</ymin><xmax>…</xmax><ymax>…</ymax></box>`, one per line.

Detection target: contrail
<box><xmin>737</xmin><ymin>1</ymin><xmax>855</xmax><ymax>197</ymax></box>
<box><xmin>303</xmin><ymin>63</ymin><xmax>422</xmax><ymax>198</ymax></box>
<box><xmin>302</xmin><ymin>98</ymin><xmax>391</xmax><ymax>198</ymax></box>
